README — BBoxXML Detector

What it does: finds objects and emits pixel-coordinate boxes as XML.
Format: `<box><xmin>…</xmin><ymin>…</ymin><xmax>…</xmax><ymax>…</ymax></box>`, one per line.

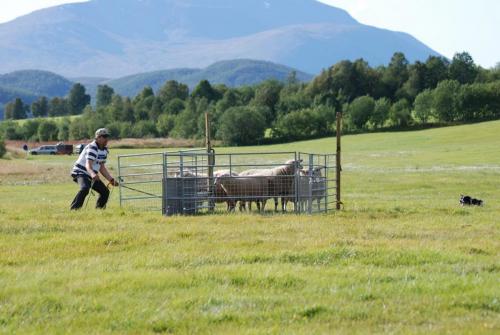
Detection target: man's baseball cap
<box><xmin>95</xmin><ymin>128</ymin><xmax>110</xmax><ymax>138</ymax></box>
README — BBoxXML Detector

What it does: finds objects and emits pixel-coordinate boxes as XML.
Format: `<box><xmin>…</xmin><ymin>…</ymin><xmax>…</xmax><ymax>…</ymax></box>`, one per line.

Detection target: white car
<box><xmin>30</xmin><ymin>145</ymin><xmax>58</xmax><ymax>155</ymax></box>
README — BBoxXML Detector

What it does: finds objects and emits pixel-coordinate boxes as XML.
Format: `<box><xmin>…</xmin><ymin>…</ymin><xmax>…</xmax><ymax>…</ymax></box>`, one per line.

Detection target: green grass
<box><xmin>1</xmin><ymin>121</ymin><xmax>499</xmax><ymax>334</ymax></box>
<box><xmin>9</xmin><ymin>115</ymin><xmax>81</xmax><ymax>126</ymax></box>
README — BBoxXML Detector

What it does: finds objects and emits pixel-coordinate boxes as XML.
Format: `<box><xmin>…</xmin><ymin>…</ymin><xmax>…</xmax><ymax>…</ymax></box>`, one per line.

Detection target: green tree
<box><xmin>69</xmin><ymin>118</ymin><xmax>89</xmax><ymax>140</ymax></box>
<box><xmin>163</xmin><ymin>98</ymin><xmax>185</xmax><ymax>115</ymax></box>
<box><xmin>347</xmin><ymin>96</ymin><xmax>375</xmax><ymax>129</ymax></box>
<box><xmin>106</xmin><ymin>122</ymin><xmax>123</xmax><ymax>139</ymax></box>
<box><xmin>277</xmin><ymin>88</ymin><xmax>312</xmax><ymax>117</ymax></box>
<box><xmin>133</xmin><ymin>87</ymin><xmax>155</xmax><ymax>120</ymax></box>
<box><xmin>458</xmin><ymin>82</ymin><xmax>500</xmax><ymax>121</ymax></box>
<box><xmin>149</xmin><ymin>97</ymin><xmax>163</xmax><ymax>121</ymax></box>
<box><xmin>0</xmin><ymin>137</ymin><xmax>6</xmax><ymax>158</ymax></box>
<box><xmin>218</xmin><ymin>106</ymin><xmax>266</xmax><ymax>145</ymax></box>
<box><xmin>21</xmin><ymin>119</ymin><xmax>42</xmax><ymax>141</ymax></box>
<box><xmin>252</xmin><ymin>80</ymin><xmax>283</xmax><ymax>122</ymax></box>
<box><xmin>68</xmin><ymin>83</ymin><xmax>91</xmax><ymax>115</ymax></box>
<box><xmin>191</xmin><ymin>80</ymin><xmax>220</xmax><ymax>102</ymax></box>
<box><xmin>122</xmin><ymin>98</ymin><xmax>135</xmax><ymax>123</ymax></box>
<box><xmin>4</xmin><ymin>102</ymin><xmax>14</xmax><ymax>120</ymax></box>
<box><xmin>449</xmin><ymin>52</ymin><xmax>478</xmax><ymax>84</ymax></box>
<box><xmin>108</xmin><ymin>95</ymin><xmax>124</xmax><ymax>121</ymax></box>
<box><xmin>4</xmin><ymin>98</ymin><xmax>27</xmax><ymax>120</ymax></box>
<box><xmin>58</xmin><ymin>118</ymin><xmax>71</xmax><ymax>141</ymax></box>
<box><xmin>132</xmin><ymin>120</ymin><xmax>158</xmax><ymax>138</ymax></box>
<box><xmin>236</xmin><ymin>86</ymin><xmax>255</xmax><ymax>104</ymax></box>
<box><xmin>424</xmin><ymin>56</ymin><xmax>450</xmax><ymax>89</ymax></box>
<box><xmin>413</xmin><ymin>89</ymin><xmax>434</xmax><ymax>123</ymax></box>
<box><xmin>37</xmin><ymin>120</ymin><xmax>59</xmax><ymax>141</ymax></box>
<box><xmin>389</xmin><ymin>99</ymin><xmax>412</xmax><ymax>127</ymax></box>
<box><xmin>371</xmin><ymin>98</ymin><xmax>391</xmax><ymax>128</ymax></box>
<box><xmin>158</xmin><ymin>80</ymin><xmax>189</xmax><ymax>103</ymax></box>
<box><xmin>156</xmin><ymin>114</ymin><xmax>176</xmax><ymax>137</ymax></box>
<box><xmin>31</xmin><ymin>96</ymin><xmax>49</xmax><ymax>117</ymax></box>
<box><xmin>432</xmin><ymin>80</ymin><xmax>461</xmax><ymax>122</ymax></box>
<box><xmin>0</xmin><ymin>121</ymin><xmax>22</xmax><ymax>140</ymax></box>
<box><xmin>171</xmin><ymin>99</ymin><xmax>198</xmax><ymax>138</ymax></box>
<box><xmin>48</xmin><ymin>97</ymin><xmax>69</xmax><ymax>117</ymax></box>
<box><xmin>275</xmin><ymin>106</ymin><xmax>333</xmax><ymax>141</ymax></box>
<box><xmin>402</xmin><ymin>61</ymin><xmax>427</xmax><ymax>100</ymax></box>
<box><xmin>216</xmin><ymin>90</ymin><xmax>239</xmax><ymax>114</ymax></box>
<box><xmin>119</xmin><ymin>122</ymin><xmax>133</xmax><ymax>139</ymax></box>
<box><xmin>382</xmin><ymin>52</ymin><xmax>409</xmax><ymax>100</ymax></box>
<box><xmin>96</xmin><ymin>85</ymin><xmax>114</xmax><ymax>108</ymax></box>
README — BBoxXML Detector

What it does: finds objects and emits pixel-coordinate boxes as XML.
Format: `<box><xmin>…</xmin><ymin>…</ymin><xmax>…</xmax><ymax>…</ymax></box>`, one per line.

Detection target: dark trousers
<box><xmin>70</xmin><ymin>175</ymin><xmax>110</xmax><ymax>210</ymax></box>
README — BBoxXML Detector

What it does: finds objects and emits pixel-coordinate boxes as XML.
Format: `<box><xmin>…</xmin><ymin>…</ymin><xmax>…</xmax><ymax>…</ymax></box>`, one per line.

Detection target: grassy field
<box><xmin>0</xmin><ymin>121</ymin><xmax>499</xmax><ymax>334</ymax></box>
<box><xmin>9</xmin><ymin>115</ymin><xmax>82</xmax><ymax>126</ymax></box>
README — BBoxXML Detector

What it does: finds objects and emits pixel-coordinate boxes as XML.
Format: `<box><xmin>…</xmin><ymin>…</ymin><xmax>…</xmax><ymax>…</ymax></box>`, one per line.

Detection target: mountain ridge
<box><xmin>0</xmin><ymin>0</ymin><xmax>440</xmax><ymax>77</ymax></box>
<box><xmin>0</xmin><ymin>59</ymin><xmax>313</xmax><ymax>119</ymax></box>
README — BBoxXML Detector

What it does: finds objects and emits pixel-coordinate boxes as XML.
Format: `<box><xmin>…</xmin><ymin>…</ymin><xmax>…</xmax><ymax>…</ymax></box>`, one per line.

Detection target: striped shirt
<box><xmin>71</xmin><ymin>141</ymin><xmax>109</xmax><ymax>177</ymax></box>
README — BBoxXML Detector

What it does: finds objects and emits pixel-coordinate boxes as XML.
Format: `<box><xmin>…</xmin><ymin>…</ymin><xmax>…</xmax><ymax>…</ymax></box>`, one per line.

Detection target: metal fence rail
<box><xmin>118</xmin><ymin>150</ymin><xmax>339</xmax><ymax>215</ymax></box>
<box><xmin>117</xmin><ymin>149</ymin><xmax>206</xmax><ymax>211</ymax></box>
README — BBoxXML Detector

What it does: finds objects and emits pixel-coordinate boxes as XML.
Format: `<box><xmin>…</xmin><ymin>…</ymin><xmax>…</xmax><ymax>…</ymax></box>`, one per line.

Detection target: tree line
<box><xmin>1</xmin><ymin>51</ymin><xmax>500</xmax><ymax>146</ymax></box>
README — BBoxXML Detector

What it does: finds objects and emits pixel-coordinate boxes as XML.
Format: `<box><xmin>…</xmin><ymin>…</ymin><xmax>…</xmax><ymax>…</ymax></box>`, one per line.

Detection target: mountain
<box><xmin>0</xmin><ymin>70</ymin><xmax>74</xmax><ymax>119</ymax></box>
<box><xmin>0</xmin><ymin>70</ymin><xmax>73</xmax><ymax>97</ymax></box>
<box><xmin>103</xmin><ymin>59</ymin><xmax>313</xmax><ymax>97</ymax></box>
<box><xmin>0</xmin><ymin>59</ymin><xmax>311</xmax><ymax>119</ymax></box>
<box><xmin>0</xmin><ymin>0</ymin><xmax>440</xmax><ymax>78</ymax></box>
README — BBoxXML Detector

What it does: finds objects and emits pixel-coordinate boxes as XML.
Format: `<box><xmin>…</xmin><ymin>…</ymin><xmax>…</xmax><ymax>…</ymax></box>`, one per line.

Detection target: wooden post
<box><xmin>206</xmin><ymin>112</ymin><xmax>215</xmax><ymax>212</ymax></box>
<box><xmin>205</xmin><ymin>112</ymin><xmax>212</xmax><ymax>152</ymax></box>
<box><xmin>336</xmin><ymin>112</ymin><xmax>342</xmax><ymax>210</ymax></box>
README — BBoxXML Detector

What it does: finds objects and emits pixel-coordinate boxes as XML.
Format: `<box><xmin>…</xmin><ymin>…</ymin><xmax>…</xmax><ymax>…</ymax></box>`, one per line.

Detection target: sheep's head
<box><xmin>313</xmin><ymin>167</ymin><xmax>323</xmax><ymax>177</ymax></box>
<box><xmin>284</xmin><ymin>159</ymin><xmax>303</xmax><ymax>173</ymax></box>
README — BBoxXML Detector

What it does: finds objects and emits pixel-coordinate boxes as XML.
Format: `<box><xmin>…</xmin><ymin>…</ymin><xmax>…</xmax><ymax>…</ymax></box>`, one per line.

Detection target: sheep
<box><xmin>215</xmin><ymin>175</ymin><xmax>270</xmax><ymax>212</ymax></box>
<box><xmin>311</xmin><ymin>167</ymin><xmax>327</xmax><ymax>211</ymax></box>
<box><xmin>213</xmin><ymin>170</ymin><xmax>239</xmax><ymax>211</ymax></box>
<box><xmin>289</xmin><ymin>167</ymin><xmax>327</xmax><ymax>212</ymax></box>
<box><xmin>239</xmin><ymin>159</ymin><xmax>303</xmax><ymax>212</ymax></box>
<box><xmin>174</xmin><ymin>169</ymin><xmax>240</xmax><ymax>211</ymax></box>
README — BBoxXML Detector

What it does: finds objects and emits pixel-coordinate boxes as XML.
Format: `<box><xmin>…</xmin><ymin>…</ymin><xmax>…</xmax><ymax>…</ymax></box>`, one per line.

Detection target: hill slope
<box><xmin>0</xmin><ymin>59</ymin><xmax>312</xmax><ymax>118</ymax></box>
<box><xmin>0</xmin><ymin>0</ymin><xmax>440</xmax><ymax>77</ymax></box>
<box><xmin>0</xmin><ymin>70</ymin><xmax>74</xmax><ymax>119</ymax></box>
<box><xmin>104</xmin><ymin>59</ymin><xmax>313</xmax><ymax>97</ymax></box>
<box><xmin>0</xmin><ymin>70</ymin><xmax>73</xmax><ymax>97</ymax></box>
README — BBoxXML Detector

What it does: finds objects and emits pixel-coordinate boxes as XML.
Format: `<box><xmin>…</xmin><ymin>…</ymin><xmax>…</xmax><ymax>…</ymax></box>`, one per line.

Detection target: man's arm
<box><xmin>100</xmin><ymin>164</ymin><xmax>119</xmax><ymax>186</ymax></box>
<box><xmin>86</xmin><ymin>159</ymin><xmax>99</xmax><ymax>181</ymax></box>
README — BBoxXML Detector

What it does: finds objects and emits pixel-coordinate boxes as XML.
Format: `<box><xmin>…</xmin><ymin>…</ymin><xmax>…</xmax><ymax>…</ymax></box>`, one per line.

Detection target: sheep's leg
<box><xmin>228</xmin><ymin>200</ymin><xmax>236</xmax><ymax>212</ymax></box>
<box><xmin>256</xmin><ymin>201</ymin><xmax>261</xmax><ymax>212</ymax></box>
<box><xmin>274</xmin><ymin>197</ymin><xmax>279</xmax><ymax>212</ymax></box>
<box><xmin>262</xmin><ymin>199</ymin><xmax>267</xmax><ymax>212</ymax></box>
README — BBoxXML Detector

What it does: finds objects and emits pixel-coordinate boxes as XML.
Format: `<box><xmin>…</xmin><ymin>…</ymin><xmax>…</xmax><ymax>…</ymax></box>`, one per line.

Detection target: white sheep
<box><xmin>215</xmin><ymin>175</ymin><xmax>271</xmax><ymax>212</ymax></box>
<box><xmin>239</xmin><ymin>159</ymin><xmax>303</xmax><ymax>212</ymax></box>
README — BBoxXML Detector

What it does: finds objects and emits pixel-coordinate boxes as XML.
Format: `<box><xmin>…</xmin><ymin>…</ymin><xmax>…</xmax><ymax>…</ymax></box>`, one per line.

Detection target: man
<box><xmin>70</xmin><ymin>128</ymin><xmax>119</xmax><ymax>210</ymax></box>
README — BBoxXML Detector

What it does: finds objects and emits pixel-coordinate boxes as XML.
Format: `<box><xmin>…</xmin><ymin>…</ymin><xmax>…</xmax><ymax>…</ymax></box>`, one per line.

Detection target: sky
<box><xmin>0</xmin><ymin>0</ymin><xmax>498</xmax><ymax>68</ymax></box>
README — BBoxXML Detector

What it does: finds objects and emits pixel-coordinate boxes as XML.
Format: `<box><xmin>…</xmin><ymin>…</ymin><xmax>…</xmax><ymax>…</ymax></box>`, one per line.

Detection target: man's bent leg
<box><xmin>70</xmin><ymin>176</ymin><xmax>92</xmax><ymax>210</ymax></box>
<box><xmin>92</xmin><ymin>180</ymin><xmax>110</xmax><ymax>209</ymax></box>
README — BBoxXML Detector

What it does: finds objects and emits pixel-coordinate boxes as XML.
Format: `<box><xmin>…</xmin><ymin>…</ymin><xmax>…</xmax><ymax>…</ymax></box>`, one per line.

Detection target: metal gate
<box><xmin>156</xmin><ymin>151</ymin><xmax>338</xmax><ymax>215</ymax></box>
<box><xmin>118</xmin><ymin>150</ymin><xmax>339</xmax><ymax>215</ymax></box>
<box><xmin>117</xmin><ymin>149</ymin><xmax>207</xmax><ymax>212</ymax></box>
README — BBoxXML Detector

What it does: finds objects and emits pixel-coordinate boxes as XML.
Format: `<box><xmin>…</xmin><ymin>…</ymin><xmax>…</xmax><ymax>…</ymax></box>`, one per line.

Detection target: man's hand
<box><xmin>109</xmin><ymin>178</ymin><xmax>119</xmax><ymax>187</ymax></box>
<box><xmin>91</xmin><ymin>173</ymin><xmax>100</xmax><ymax>182</ymax></box>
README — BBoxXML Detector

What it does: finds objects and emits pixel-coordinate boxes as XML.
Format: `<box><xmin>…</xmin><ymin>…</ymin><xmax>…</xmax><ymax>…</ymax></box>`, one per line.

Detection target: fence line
<box><xmin>118</xmin><ymin>150</ymin><xmax>339</xmax><ymax>215</ymax></box>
